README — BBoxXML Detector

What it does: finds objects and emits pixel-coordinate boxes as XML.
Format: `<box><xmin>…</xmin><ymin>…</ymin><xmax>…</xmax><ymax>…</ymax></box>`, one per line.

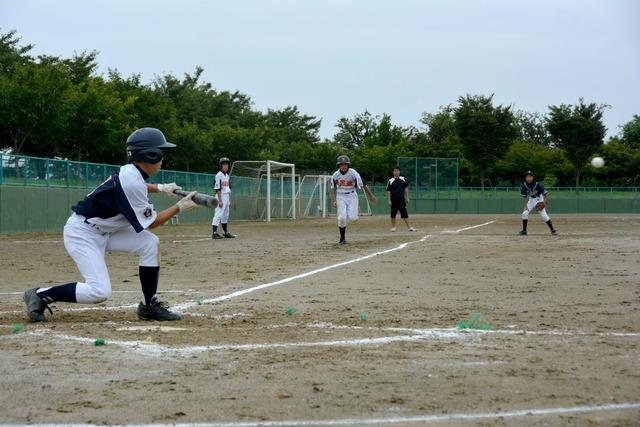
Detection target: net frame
<box><xmin>230</xmin><ymin>160</ymin><xmax>296</xmax><ymax>222</ymax></box>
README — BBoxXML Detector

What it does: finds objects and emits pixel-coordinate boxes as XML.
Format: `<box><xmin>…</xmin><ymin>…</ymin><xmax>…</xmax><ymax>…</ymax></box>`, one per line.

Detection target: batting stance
<box><xmin>331</xmin><ymin>155</ymin><xmax>377</xmax><ymax>244</ymax></box>
<box><xmin>211</xmin><ymin>157</ymin><xmax>235</xmax><ymax>239</ymax></box>
<box><xmin>23</xmin><ymin>128</ymin><xmax>200</xmax><ymax>322</ymax></box>
<box><xmin>519</xmin><ymin>170</ymin><xmax>558</xmax><ymax>236</ymax></box>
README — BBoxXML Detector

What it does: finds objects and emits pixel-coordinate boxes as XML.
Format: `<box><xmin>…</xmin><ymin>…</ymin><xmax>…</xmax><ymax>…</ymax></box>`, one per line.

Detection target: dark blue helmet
<box><xmin>126</xmin><ymin>128</ymin><xmax>176</xmax><ymax>164</ymax></box>
<box><xmin>219</xmin><ymin>157</ymin><xmax>230</xmax><ymax>166</ymax></box>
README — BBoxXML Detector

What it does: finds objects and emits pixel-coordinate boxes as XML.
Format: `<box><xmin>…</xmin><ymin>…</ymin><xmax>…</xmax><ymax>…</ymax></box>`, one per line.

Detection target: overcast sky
<box><xmin>1</xmin><ymin>0</ymin><xmax>638</xmax><ymax>139</ymax></box>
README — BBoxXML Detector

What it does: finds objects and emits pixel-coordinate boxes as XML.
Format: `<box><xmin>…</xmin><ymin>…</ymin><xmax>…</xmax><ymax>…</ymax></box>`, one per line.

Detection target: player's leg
<box><xmin>107</xmin><ymin>227</ymin><xmax>180</xmax><ymax>320</ymax></box>
<box><xmin>211</xmin><ymin>202</ymin><xmax>223</xmax><ymax>239</ymax></box>
<box><xmin>520</xmin><ymin>200</ymin><xmax>534</xmax><ymax>235</ymax></box>
<box><xmin>221</xmin><ymin>193</ymin><xmax>235</xmax><ymax>238</ymax></box>
<box><xmin>24</xmin><ymin>218</ymin><xmax>112</xmax><ymax>321</ymax></box>
<box><xmin>336</xmin><ymin>194</ymin><xmax>348</xmax><ymax>244</ymax></box>
<box><xmin>390</xmin><ymin>203</ymin><xmax>398</xmax><ymax>232</ymax></box>
<box><xmin>539</xmin><ymin>207</ymin><xmax>557</xmax><ymax>235</ymax></box>
<box><xmin>400</xmin><ymin>204</ymin><xmax>416</xmax><ymax>231</ymax></box>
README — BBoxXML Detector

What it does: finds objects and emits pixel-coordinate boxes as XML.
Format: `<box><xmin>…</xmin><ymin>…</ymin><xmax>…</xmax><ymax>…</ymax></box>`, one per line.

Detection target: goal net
<box><xmin>230</xmin><ymin>160</ymin><xmax>296</xmax><ymax>222</ymax></box>
<box><xmin>297</xmin><ymin>174</ymin><xmax>372</xmax><ymax>218</ymax></box>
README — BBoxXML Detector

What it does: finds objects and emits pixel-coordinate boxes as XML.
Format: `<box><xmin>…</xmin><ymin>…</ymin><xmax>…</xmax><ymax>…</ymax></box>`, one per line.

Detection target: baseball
<box><xmin>591</xmin><ymin>157</ymin><xmax>605</xmax><ymax>168</ymax></box>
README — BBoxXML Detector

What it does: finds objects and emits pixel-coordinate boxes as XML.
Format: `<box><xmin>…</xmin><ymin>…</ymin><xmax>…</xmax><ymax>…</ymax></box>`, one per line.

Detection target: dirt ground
<box><xmin>0</xmin><ymin>214</ymin><xmax>639</xmax><ymax>426</ymax></box>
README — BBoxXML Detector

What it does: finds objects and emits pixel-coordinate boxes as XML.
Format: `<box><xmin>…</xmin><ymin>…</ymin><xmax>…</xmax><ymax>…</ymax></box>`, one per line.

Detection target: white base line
<box><xmin>173</xmin><ymin>234</ymin><xmax>432</xmax><ymax>311</ymax></box>
<box><xmin>171</xmin><ymin>237</ymin><xmax>212</xmax><ymax>243</ymax></box>
<box><xmin>1</xmin><ymin>220</ymin><xmax>495</xmax><ymax>316</ymax></box>
<box><xmin>15</xmin><ymin>402</ymin><xmax>640</xmax><ymax>426</ymax></box>
<box><xmin>0</xmin><ymin>289</ymin><xmax>196</xmax><ymax>296</ymax></box>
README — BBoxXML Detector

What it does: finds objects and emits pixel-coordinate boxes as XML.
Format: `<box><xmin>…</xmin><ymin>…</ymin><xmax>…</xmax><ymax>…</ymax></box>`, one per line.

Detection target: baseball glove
<box><xmin>535</xmin><ymin>201</ymin><xmax>546</xmax><ymax>212</ymax></box>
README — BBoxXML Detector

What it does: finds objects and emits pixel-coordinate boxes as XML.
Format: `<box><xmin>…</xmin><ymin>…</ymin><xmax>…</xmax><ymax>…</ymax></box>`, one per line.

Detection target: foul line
<box><xmin>173</xmin><ymin>233</ymin><xmax>432</xmax><ymax>311</ymax></box>
<box><xmin>11</xmin><ymin>402</ymin><xmax>640</xmax><ymax>426</ymax></box>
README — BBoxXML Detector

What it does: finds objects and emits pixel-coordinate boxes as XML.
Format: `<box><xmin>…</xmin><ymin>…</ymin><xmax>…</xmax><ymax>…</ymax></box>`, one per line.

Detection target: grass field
<box><xmin>0</xmin><ymin>214</ymin><xmax>639</xmax><ymax>426</ymax></box>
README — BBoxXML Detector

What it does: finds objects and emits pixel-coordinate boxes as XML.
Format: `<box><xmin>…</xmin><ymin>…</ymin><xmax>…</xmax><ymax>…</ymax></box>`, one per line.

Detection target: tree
<box><xmin>586</xmin><ymin>139</ymin><xmax>640</xmax><ymax>186</ymax></box>
<box><xmin>420</xmin><ymin>105</ymin><xmax>456</xmax><ymax>149</ymax></box>
<box><xmin>495</xmin><ymin>140</ymin><xmax>567</xmax><ymax>185</ymax></box>
<box><xmin>0</xmin><ymin>29</ymin><xmax>33</xmax><ymax>74</ymax></box>
<box><xmin>546</xmin><ymin>99</ymin><xmax>607</xmax><ymax>190</ymax></box>
<box><xmin>514</xmin><ymin>110</ymin><xmax>550</xmax><ymax>146</ymax></box>
<box><xmin>334</xmin><ymin>111</ymin><xmax>378</xmax><ymax>150</ymax></box>
<box><xmin>620</xmin><ymin>115</ymin><xmax>640</xmax><ymax>150</ymax></box>
<box><xmin>0</xmin><ymin>57</ymin><xmax>73</xmax><ymax>155</ymax></box>
<box><xmin>454</xmin><ymin>94</ymin><xmax>517</xmax><ymax>189</ymax></box>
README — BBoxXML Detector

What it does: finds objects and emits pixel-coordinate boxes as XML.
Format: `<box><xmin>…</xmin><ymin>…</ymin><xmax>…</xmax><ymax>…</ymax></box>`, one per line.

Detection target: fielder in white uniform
<box><xmin>23</xmin><ymin>128</ymin><xmax>200</xmax><ymax>322</ymax></box>
<box><xmin>211</xmin><ymin>157</ymin><xmax>236</xmax><ymax>239</ymax></box>
<box><xmin>519</xmin><ymin>170</ymin><xmax>557</xmax><ymax>235</ymax></box>
<box><xmin>331</xmin><ymin>155</ymin><xmax>377</xmax><ymax>244</ymax></box>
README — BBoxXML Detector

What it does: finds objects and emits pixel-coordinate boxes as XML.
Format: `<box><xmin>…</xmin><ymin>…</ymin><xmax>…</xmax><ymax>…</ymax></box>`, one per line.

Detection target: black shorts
<box><xmin>390</xmin><ymin>200</ymin><xmax>408</xmax><ymax>219</ymax></box>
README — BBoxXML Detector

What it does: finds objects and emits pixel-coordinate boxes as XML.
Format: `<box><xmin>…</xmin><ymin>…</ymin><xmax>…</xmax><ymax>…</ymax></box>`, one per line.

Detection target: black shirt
<box><xmin>386</xmin><ymin>176</ymin><xmax>408</xmax><ymax>202</ymax></box>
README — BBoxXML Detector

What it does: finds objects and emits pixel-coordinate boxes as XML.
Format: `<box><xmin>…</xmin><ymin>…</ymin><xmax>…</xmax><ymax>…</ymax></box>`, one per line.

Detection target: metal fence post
<box><xmin>0</xmin><ymin>153</ymin><xmax>3</xmax><ymax>186</ymax></box>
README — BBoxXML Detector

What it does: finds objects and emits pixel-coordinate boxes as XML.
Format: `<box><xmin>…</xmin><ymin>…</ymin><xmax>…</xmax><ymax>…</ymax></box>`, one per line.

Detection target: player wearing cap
<box><xmin>519</xmin><ymin>170</ymin><xmax>557</xmax><ymax>235</ymax></box>
<box><xmin>331</xmin><ymin>155</ymin><xmax>377</xmax><ymax>244</ymax></box>
<box><xmin>23</xmin><ymin>128</ymin><xmax>200</xmax><ymax>322</ymax></box>
<box><xmin>211</xmin><ymin>157</ymin><xmax>236</xmax><ymax>239</ymax></box>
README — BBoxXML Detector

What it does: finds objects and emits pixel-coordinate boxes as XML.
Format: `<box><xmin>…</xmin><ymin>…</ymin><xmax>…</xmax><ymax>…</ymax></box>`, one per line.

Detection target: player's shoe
<box><xmin>338</xmin><ymin>239</ymin><xmax>347</xmax><ymax>245</ymax></box>
<box><xmin>390</xmin><ymin>227</ymin><xmax>396</xmax><ymax>232</ymax></box>
<box><xmin>408</xmin><ymin>227</ymin><xmax>417</xmax><ymax>232</ymax></box>
<box><xmin>137</xmin><ymin>298</ymin><xmax>181</xmax><ymax>321</ymax></box>
<box><xmin>223</xmin><ymin>233</ymin><xmax>236</xmax><ymax>238</ymax></box>
<box><xmin>551</xmin><ymin>230</ymin><xmax>558</xmax><ymax>235</ymax></box>
<box><xmin>212</xmin><ymin>233</ymin><xmax>223</xmax><ymax>240</ymax></box>
<box><xmin>518</xmin><ymin>230</ymin><xmax>527</xmax><ymax>235</ymax></box>
<box><xmin>23</xmin><ymin>287</ymin><xmax>52</xmax><ymax>322</ymax></box>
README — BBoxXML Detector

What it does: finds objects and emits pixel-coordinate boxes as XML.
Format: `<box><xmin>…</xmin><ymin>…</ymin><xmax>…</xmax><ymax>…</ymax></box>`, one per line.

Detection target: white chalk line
<box><xmin>442</xmin><ymin>220</ymin><xmax>497</xmax><ymax>234</ymax></box>
<box><xmin>6</xmin><ymin>322</ymin><xmax>637</xmax><ymax>358</ymax></box>
<box><xmin>13</xmin><ymin>402</ymin><xmax>640</xmax><ymax>426</ymax></box>
<box><xmin>171</xmin><ymin>237</ymin><xmax>212</xmax><ymax>243</ymax></box>
<box><xmin>173</xmin><ymin>234</ymin><xmax>432</xmax><ymax>311</ymax></box>
<box><xmin>0</xmin><ymin>289</ymin><xmax>197</xmax><ymax>297</ymax></box>
<box><xmin>1</xmin><ymin>220</ymin><xmax>494</xmax><ymax>317</ymax></box>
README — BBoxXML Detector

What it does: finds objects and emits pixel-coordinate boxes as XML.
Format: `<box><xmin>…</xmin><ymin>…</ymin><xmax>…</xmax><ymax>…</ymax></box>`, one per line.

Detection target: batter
<box><xmin>23</xmin><ymin>127</ymin><xmax>200</xmax><ymax>322</ymax></box>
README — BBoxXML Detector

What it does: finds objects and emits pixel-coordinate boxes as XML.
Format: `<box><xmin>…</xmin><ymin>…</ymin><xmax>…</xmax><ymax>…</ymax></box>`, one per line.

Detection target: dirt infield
<box><xmin>0</xmin><ymin>214</ymin><xmax>639</xmax><ymax>426</ymax></box>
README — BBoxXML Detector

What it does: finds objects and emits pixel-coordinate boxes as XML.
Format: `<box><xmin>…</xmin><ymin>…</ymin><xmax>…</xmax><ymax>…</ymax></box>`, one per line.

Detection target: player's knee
<box><xmin>86</xmin><ymin>285</ymin><xmax>112</xmax><ymax>303</ymax></box>
<box><xmin>521</xmin><ymin>211</ymin><xmax>530</xmax><ymax>220</ymax></box>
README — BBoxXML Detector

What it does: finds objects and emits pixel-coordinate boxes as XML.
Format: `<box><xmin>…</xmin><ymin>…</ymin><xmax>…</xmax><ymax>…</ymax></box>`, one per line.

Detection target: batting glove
<box><xmin>157</xmin><ymin>182</ymin><xmax>182</xmax><ymax>195</ymax></box>
<box><xmin>176</xmin><ymin>191</ymin><xmax>198</xmax><ymax>212</ymax></box>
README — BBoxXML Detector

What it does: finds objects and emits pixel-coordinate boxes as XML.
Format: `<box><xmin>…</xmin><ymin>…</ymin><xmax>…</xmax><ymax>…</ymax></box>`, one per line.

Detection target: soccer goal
<box><xmin>296</xmin><ymin>174</ymin><xmax>372</xmax><ymax>218</ymax></box>
<box><xmin>230</xmin><ymin>160</ymin><xmax>296</xmax><ymax>222</ymax></box>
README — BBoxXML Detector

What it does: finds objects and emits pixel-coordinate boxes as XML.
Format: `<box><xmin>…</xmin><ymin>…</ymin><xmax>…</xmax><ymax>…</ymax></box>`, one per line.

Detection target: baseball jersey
<box><xmin>72</xmin><ymin>163</ymin><xmax>157</xmax><ymax>233</ymax></box>
<box><xmin>386</xmin><ymin>176</ymin><xmax>408</xmax><ymax>202</ymax></box>
<box><xmin>331</xmin><ymin>168</ymin><xmax>364</xmax><ymax>194</ymax></box>
<box><xmin>520</xmin><ymin>181</ymin><xmax>548</xmax><ymax>199</ymax></box>
<box><xmin>213</xmin><ymin>171</ymin><xmax>231</xmax><ymax>194</ymax></box>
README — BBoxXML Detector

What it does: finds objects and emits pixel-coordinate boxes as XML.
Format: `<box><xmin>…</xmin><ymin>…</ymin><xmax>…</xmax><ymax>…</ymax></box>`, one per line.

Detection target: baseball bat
<box><xmin>172</xmin><ymin>189</ymin><xmax>218</xmax><ymax>209</ymax></box>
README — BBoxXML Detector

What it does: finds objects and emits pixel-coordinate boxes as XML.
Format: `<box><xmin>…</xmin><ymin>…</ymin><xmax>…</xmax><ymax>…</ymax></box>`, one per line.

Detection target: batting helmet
<box><xmin>525</xmin><ymin>170</ymin><xmax>534</xmax><ymax>177</ymax></box>
<box><xmin>219</xmin><ymin>157</ymin><xmax>231</xmax><ymax>166</ymax></box>
<box><xmin>336</xmin><ymin>155</ymin><xmax>351</xmax><ymax>167</ymax></box>
<box><xmin>126</xmin><ymin>128</ymin><xmax>176</xmax><ymax>164</ymax></box>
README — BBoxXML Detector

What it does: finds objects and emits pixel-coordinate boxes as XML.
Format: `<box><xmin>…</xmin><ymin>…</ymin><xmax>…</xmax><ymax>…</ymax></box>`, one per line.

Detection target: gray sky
<box><xmin>1</xmin><ymin>0</ymin><xmax>638</xmax><ymax>139</ymax></box>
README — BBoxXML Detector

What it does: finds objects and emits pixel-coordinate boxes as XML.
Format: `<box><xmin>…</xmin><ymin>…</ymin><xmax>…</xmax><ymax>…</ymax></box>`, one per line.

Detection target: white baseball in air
<box><xmin>591</xmin><ymin>157</ymin><xmax>605</xmax><ymax>168</ymax></box>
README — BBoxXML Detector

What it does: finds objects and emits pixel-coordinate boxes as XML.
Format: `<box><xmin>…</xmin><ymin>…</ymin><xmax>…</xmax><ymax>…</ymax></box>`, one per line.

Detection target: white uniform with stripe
<box><xmin>50</xmin><ymin>164</ymin><xmax>159</xmax><ymax>304</ymax></box>
<box><xmin>520</xmin><ymin>181</ymin><xmax>551</xmax><ymax>222</ymax></box>
<box><xmin>331</xmin><ymin>168</ymin><xmax>364</xmax><ymax>228</ymax></box>
<box><xmin>212</xmin><ymin>171</ymin><xmax>231</xmax><ymax>226</ymax></box>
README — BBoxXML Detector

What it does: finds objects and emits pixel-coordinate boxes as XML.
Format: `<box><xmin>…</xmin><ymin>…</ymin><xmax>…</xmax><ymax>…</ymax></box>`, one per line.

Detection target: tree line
<box><xmin>1</xmin><ymin>30</ymin><xmax>639</xmax><ymax>187</ymax></box>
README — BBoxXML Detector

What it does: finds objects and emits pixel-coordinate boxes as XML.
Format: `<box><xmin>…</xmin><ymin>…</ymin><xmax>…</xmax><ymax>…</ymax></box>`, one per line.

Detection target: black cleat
<box><xmin>518</xmin><ymin>230</ymin><xmax>527</xmax><ymax>236</ymax></box>
<box><xmin>212</xmin><ymin>233</ymin><xmax>223</xmax><ymax>240</ymax></box>
<box><xmin>23</xmin><ymin>287</ymin><xmax>52</xmax><ymax>322</ymax></box>
<box><xmin>137</xmin><ymin>298</ymin><xmax>181</xmax><ymax>321</ymax></box>
<box><xmin>551</xmin><ymin>230</ymin><xmax>558</xmax><ymax>235</ymax></box>
<box><xmin>338</xmin><ymin>239</ymin><xmax>347</xmax><ymax>245</ymax></box>
<box><xmin>223</xmin><ymin>233</ymin><xmax>236</xmax><ymax>238</ymax></box>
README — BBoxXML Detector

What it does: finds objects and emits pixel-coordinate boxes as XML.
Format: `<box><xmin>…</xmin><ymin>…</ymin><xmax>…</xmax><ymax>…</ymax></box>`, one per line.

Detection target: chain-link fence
<box><xmin>396</xmin><ymin>157</ymin><xmax>459</xmax><ymax>198</ymax></box>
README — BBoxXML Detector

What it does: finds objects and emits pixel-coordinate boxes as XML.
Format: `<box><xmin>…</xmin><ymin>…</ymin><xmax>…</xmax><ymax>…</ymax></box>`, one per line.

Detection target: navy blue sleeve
<box><xmin>539</xmin><ymin>183</ymin><xmax>548</xmax><ymax>195</ymax></box>
<box><xmin>519</xmin><ymin>183</ymin><xmax>527</xmax><ymax>197</ymax></box>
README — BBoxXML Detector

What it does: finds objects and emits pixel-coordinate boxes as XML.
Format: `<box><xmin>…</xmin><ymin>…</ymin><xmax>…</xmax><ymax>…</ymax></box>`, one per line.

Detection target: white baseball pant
<box><xmin>212</xmin><ymin>193</ymin><xmax>230</xmax><ymax>226</ymax></box>
<box><xmin>60</xmin><ymin>214</ymin><xmax>159</xmax><ymax>304</ymax></box>
<box><xmin>336</xmin><ymin>192</ymin><xmax>359</xmax><ymax>228</ymax></box>
<box><xmin>522</xmin><ymin>196</ymin><xmax>550</xmax><ymax>222</ymax></box>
